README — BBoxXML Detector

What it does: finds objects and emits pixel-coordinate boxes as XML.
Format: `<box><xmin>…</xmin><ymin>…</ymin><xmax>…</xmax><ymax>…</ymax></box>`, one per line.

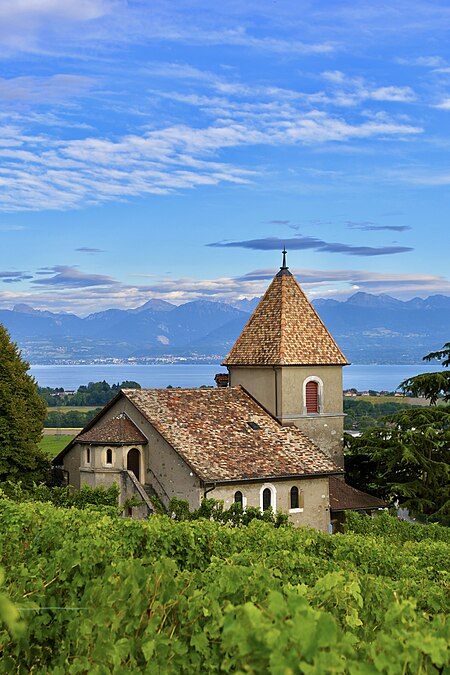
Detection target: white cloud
<box><xmin>0</xmin><ymin>265</ymin><xmax>448</xmax><ymax>315</ymax></box>
<box><xmin>321</xmin><ymin>71</ymin><xmax>416</xmax><ymax>106</ymax></box>
<box><xmin>0</xmin><ymin>75</ymin><xmax>97</xmax><ymax>103</ymax></box>
<box><xmin>434</xmin><ymin>98</ymin><xmax>450</xmax><ymax>110</ymax></box>
<box><xmin>369</xmin><ymin>86</ymin><xmax>416</xmax><ymax>102</ymax></box>
<box><xmin>0</xmin><ymin>107</ymin><xmax>422</xmax><ymax>211</ymax></box>
<box><xmin>0</xmin><ymin>0</ymin><xmax>123</xmax><ymax>54</ymax></box>
<box><xmin>396</xmin><ymin>55</ymin><xmax>446</xmax><ymax>67</ymax></box>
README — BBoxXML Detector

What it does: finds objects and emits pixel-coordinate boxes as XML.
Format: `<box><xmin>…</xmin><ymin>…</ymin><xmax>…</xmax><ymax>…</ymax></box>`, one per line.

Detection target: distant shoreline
<box><xmin>29</xmin><ymin>363</ymin><xmax>443</xmax><ymax>393</ymax></box>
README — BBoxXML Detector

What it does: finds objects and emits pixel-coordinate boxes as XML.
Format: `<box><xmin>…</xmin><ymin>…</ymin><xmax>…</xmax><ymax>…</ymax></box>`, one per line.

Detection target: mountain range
<box><xmin>1</xmin><ymin>292</ymin><xmax>449</xmax><ymax>364</ymax></box>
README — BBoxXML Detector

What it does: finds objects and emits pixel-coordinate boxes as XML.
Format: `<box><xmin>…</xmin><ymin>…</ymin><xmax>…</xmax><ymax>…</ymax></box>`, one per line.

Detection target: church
<box><xmin>54</xmin><ymin>252</ymin><xmax>385</xmax><ymax>531</ymax></box>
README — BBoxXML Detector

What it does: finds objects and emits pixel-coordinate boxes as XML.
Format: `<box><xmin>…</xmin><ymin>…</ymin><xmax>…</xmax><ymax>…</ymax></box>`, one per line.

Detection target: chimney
<box><xmin>214</xmin><ymin>373</ymin><xmax>229</xmax><ymax>388</ymax></box>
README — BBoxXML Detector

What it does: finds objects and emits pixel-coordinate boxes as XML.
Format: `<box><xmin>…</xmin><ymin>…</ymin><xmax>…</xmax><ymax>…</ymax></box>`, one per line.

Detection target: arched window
<box><xmin>290</xmin><ymin>486</ymin><xmax>299</xmax><ymax>509</ymax></box>
<box><xmin>234</xmin><ymin>490</ymin><xmax>243</xmax><ymax>505</ymax></box>
<box><xmin>260</xmin><ymin>484</ymin><xmax>276</xmax><ymax>512</ymax></box>
<box><xmin>305</xmin><ymin>380</ymin><xmax>319</xmax><ymax>413</ymax></box>
<box><xmin>106</xmin><ymin>448</ymin><xmax>113</xmax><ymax>465</ymax></box>
<box><xmin>86</xmin><ymin>447</ymin><xmax>91</xmax><ymax>464</ymax></box>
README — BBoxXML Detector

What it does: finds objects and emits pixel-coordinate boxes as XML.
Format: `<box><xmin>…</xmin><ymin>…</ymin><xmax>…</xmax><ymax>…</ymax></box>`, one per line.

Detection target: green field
<box><xmin>39</xmin><ymin>435</ymin><xmax>74</xmax><ymax>457</ymax></box>
<box><xmin>48</xmin><ymin>405</ymin><xmax>97</xmax><ymax>412</ymax></box>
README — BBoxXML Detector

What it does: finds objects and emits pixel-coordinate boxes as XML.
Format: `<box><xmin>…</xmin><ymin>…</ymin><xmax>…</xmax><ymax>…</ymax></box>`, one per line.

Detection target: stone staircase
<box><xmin>143</xmin><ymin>483</ymin><xmax>167</xmax><ymax>512</ymax></box>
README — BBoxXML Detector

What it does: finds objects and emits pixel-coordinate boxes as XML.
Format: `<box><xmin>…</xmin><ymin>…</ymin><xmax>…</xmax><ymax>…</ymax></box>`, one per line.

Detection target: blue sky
<box><xmin>1</xmin><ymin>0</ymin><xmax>450</xmax><ymax>315</ymax></box>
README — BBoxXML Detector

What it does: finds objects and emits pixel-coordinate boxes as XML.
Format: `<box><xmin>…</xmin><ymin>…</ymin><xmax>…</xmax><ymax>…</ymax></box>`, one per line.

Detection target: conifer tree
<box><xmin>345</xmin><ymin>342</ymin><xmax>450</xmax><ymax>518</ymax></box>
<box><xmin>0</xmin><ymin>324</ymin><xmax>49</xmax><ymax>485</ymax></box>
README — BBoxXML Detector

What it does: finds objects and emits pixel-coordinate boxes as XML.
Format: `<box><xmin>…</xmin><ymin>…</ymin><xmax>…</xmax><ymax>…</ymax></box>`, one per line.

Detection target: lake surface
<box><xmin>29</xmin><ymin>363</ymin><xmax>442</xmax><ymax>392</ymax></box>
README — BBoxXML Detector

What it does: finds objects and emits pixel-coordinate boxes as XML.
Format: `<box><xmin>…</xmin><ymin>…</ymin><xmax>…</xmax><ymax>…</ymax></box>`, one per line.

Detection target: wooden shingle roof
<box><xmin>76</xmin><ymin>413</ymin><xmax>147</xmax><ymax>445</ymax></box>
<box><xmin>329</xmin><ymin>477</ymin><xmax>386</xmax><ymax>512</ymax></box>
<box><xmin>223</xmin><ymin>269</ymin><xmax>348</xmax><ymax>366</ymax></box>
<box><xmin>123</xmin><ymin>387</ymin><xmax>341</xmax><ymax>482</ymax></box>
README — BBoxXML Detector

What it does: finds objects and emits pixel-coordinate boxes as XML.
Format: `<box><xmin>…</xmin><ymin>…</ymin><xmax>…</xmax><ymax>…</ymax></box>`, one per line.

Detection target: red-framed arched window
<box><xmin>305</xmin><ymin>380</ymin><xmax>319</xmax><ymax>413</ymax></box>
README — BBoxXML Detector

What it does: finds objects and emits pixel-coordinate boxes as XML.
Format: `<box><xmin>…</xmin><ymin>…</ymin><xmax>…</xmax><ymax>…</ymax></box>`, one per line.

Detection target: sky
<box><xmin>1</xmin><ymin>0</ymin><xmax>450</xmax><ymax>315</ymax></box>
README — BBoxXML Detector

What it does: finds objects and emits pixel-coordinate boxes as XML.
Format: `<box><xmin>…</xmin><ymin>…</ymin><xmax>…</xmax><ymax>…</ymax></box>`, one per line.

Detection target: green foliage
<box><xmin>0</xmin><ymin>324</ymin><xmax>49</xmax><ymax>486</ymax></box>
<box><xmin>344</xmin><ymin>510</ymin><xmax>450</xmax><ymax>544</ymax></box>
<box><xmin>0</xmin><ymin>568</ymin><xmax>24</xmax><ymax>641</ymax></box>
<box><xmin>400</xmin><ymin>341</ymin><xmax>450</xmax><ymax>404</ymax></box>
<box><xmin>0</xmin><ymin>481</ymin><xmax>120</xmax><ymax>511</ymax></box>
<box><xmin>344</xmin><ymin>399</ymin><xmax>418</xmax><ymax>431</ymax></box>
<box><xmin>39</xmin><ymin>380</ymin><xmax>141</xmax><ymax>407</ymax></box>
<box><xmin>346</xmin><ymin>343</ymin><xmax>450</xmax><ymax>518</ymax></box>
<box><xmin>0</xmin><ymin>501</ymin><xmax>448</xmax><ymax>672</ymax></box>
<box><xmin>169</xmin><ymin>497</ymin><xmax>290</xmax><ymax>527</ymax></box>
<box><xmin>345</xmin><ymin>406</ymin><xmax>450</xmax><ymax>517</ymax></box>
<box><xmin>44</xmin><ymin>408</ymin><xmax>101</xmax><ymax>428</ymax></box>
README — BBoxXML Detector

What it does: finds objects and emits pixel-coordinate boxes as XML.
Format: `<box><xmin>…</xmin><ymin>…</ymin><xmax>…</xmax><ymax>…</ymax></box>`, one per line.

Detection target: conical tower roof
<box><xmin>224</xmin><ymin>255</ymin><xmax>348</xmax><ymax>367</ymax></box>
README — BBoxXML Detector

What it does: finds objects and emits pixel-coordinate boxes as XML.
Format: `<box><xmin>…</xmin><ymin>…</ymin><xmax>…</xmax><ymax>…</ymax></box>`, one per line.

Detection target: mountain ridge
<box><xmin>1</xmin><ymin>293</ymin><xmax>449</xmax><ymax>365</ymax></box>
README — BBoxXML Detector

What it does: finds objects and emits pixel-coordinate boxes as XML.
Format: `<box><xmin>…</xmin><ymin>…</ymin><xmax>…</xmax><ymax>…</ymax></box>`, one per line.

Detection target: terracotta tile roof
<box><xmin>76</xmin><ymin>413</ymin><xmax>147</xmax><ymax>445</ymax></box>
<box><xmin>224</xmin><ymin>270</ymin><xmax>348</xmax><ymax>366</ymax></box>
<box><xmin>329</xmin><ymin>477</ymin><xmax>386</xmax><ymax>512</ymax></box>
<box><xmin>123</xmin><ymin>386</ymin><xmax>340</xmax><ymax>482</ymax></box>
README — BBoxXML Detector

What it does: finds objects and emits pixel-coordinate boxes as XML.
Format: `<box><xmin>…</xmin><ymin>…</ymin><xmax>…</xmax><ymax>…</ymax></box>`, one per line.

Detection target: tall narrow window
<box><xmin>290</xmin><ymin>486</ymin><xmax>299</xmax><ymax>509</ymax></box>
<box><xmin>262</xmin><ymin>488</ymin><xmax>271</xmax><ymax>511</ymax></box>
<box><xmin>305</xmin><ymin>380</ymin><xmax>319</xmax><ymax>413</ymax></box>
<box><xmin>106</xmin><ymin>448</ymin><xmax>112</xmax><ymax>465</ymax></box>
<box><xmin>86</xmin><ymin>447</ymin><xmax>91</xmax><ymax>464</ymax></box>
<box><xmin>234</xmin><ymin>490</ymin><xmax>243</xmax><ymax>505</ymax></box>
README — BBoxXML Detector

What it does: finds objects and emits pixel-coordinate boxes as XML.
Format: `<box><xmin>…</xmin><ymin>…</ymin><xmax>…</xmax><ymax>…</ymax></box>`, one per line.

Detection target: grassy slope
<box><xmin>39</xmin><ymin>435</ymin><xmax>74</xmax><ymax>457</ymax></box>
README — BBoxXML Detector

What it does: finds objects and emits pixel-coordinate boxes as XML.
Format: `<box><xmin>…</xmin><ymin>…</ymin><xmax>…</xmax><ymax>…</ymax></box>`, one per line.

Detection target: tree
<box><xmin>399</xmin><ymin>341</ymin><xmax>450</xmax><ymax>404</ymax></box>
<box><xmin>345</xmin><ymin>342</ymin><xmax>450</xmax><ymax>518</ymax></box>
<box><xmin>0</xmin><ymin>324</ymin><xmax>49</xmax><ymax>485</ymax></box>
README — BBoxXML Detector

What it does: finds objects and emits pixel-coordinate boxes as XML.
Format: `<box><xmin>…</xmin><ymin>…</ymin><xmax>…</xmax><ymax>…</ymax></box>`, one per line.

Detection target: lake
<box><xmin>29</xmin><ymin>363</ymin><xmax>442</xmax><ymax>392</ymax></box>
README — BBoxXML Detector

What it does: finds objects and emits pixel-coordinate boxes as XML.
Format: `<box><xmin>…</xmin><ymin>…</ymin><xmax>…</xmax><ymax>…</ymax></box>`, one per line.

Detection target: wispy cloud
<box><xmin>320</xmin><ymin>71</ymin><xmax>416</xmax><ymax>106</ymax></box>
<box><xmin>0</xmin><ymin>107</ymin><xmax>421</xmax><ymax>211</ymax></box>
<box><xmin>76</xmin><ymin>247</ymin><xmax>105</xmax><ymax>254</ymax></box>
<box><xmin>396</xmin><ymin>55</ymin><xmax>446</xmax><ymax>68</ymax></box>
<box><xmin>32</xmin><ymin>265</ymin><xmax>116</xmax><ymax>288</ymax></box>
<box><xmin>0</xmin><ymin>223</ymin><xmax>26</xmax><ymax>231</ymax></box>
<box><xmin>0</xmin><ymin>270</ymin><xmax>32</xmax><ymax>283</ymax></box>
<box><xmin>0</xmin><ymin>265</ymin><xmax>448</xmax><ymax>315</ymax></box>
<box><xmin>434</xmin><ymin>98</ymin><xmax>450</xmax><ymax>110</ymax></box>
<box><xmin>0</xmin><ymin>75</ymin><xmax>97</xmax><ymax>104</ymax></box>
<box><xmin>345</xmin><ymin>220</ymin><xmax>411</xmax><ymax>232</ymax></box>
<box><xmin>208</xmin><ymin>235</ymin><xmax>413</xmax><ymax>257</ymax></box>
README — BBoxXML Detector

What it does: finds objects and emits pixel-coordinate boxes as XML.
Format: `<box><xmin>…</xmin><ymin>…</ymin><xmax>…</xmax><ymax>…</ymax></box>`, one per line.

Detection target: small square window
<box><xmin>248</xmin><ymin>421</ymin><xmax>261</xmax><ymax>430</ymax></box>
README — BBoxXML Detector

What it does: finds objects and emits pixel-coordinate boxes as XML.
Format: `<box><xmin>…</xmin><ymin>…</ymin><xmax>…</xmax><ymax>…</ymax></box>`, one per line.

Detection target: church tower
<box><xmin>223</xmin><ymin>251</ymin><xmax>348</xmax><ymax>467</ymax></box>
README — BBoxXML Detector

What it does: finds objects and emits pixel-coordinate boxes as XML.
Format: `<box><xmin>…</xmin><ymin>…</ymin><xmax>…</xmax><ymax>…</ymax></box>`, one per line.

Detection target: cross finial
<box><xmin>281</xmin><ymin>248</ymin><xmax>288</xmax><ymax>270</ymax></box>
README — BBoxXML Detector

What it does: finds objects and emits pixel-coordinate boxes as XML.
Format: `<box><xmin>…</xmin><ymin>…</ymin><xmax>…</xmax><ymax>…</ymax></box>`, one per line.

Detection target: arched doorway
<box><xmin>127</xmin><ymin>448</ymin><xmax>140</xmax><ymax>481</ymax></box>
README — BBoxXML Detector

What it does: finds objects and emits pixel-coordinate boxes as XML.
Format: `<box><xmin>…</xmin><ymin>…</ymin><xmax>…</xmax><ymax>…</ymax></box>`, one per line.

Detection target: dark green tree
<box><xmin>0</xmin><ymin>324</ymin><xmax>49</xmax><ymax>484</ymax></box>
<box><xmin>399</xmin><ymin>341</ymin><xmax>450</xmax><ymax>404</ymax></box>
<box><xmin>345</xmin><ymin>342</ymin><xmax>450</xmax><ymax>518</ymax></box>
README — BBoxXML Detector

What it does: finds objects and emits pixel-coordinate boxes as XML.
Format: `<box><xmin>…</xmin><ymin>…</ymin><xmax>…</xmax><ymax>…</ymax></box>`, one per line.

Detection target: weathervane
<box><xmin>281</xmin><ymin>247</ymin><xmax>288</xmax><ymax>270</ymax></box>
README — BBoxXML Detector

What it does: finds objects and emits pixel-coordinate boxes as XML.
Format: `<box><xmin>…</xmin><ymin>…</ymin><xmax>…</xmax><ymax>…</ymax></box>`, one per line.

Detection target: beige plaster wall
<box><xmin>228</xmin><ymin>366</ymin><xmax>277</xmax><ymax>415</ymax></box>
<box><xmin>79</xmin><ymin>465</ymin><xmax>121</xmax><ymax>490</ymax></box>
<box><xmin>279</xmin><ymin>365</ymin><xmax>344</xmax><ymax>467</ymax></box>
<box><xmin>62</xmin><ymin>444</ymin><xmax>82</xmax><ymax>490</ymax></box>
<box><xmin>210</xmin><ymin>476</ymin><xmax>330</xmax><ymax>532</ymax></box>
<box><xmin>279</xmin><ymin>365</ymin><xmax>343</xmax><ymax>416</ymax></box>
<box><xmin>291</xmin><ymin>417</ymin><xmax>344</xmax><ymax>468</ymax></box>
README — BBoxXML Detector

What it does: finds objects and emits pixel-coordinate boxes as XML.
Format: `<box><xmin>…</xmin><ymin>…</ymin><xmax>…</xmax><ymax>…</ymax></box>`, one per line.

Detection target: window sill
<box><xmin>289</xmin><ymin>508</ymin><xmax>304</xmax><ymax>513</ymax></box>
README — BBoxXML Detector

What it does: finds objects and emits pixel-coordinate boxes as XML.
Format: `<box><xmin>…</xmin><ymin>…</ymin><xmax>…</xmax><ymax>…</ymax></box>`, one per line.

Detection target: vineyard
<box><xmin>0</xmin><ymin>501</ymin><xmax>449</xmax><ymax>673</ymax></box>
